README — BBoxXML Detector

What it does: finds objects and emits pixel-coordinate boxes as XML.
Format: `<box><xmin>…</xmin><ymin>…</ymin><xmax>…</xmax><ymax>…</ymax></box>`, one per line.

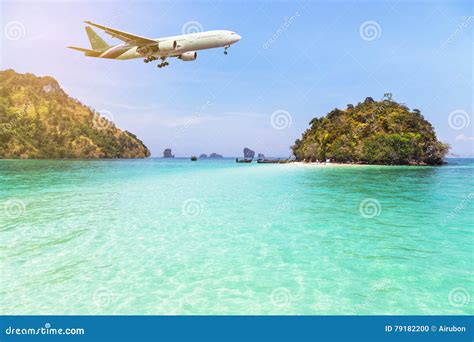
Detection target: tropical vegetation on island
<box><xmin>0</xmin><ymin>69</ymin><xmax>150</xmax><ymax>158</ymax></box>
<box><xmin>0</xmin><ymin>70</ymin><xmax>449</xmax><ymax>165</ymax></box>
<box><xmin>292</xmin><ymin>95</ymin><xmax>449</xmax><ymax>165</ymax></box>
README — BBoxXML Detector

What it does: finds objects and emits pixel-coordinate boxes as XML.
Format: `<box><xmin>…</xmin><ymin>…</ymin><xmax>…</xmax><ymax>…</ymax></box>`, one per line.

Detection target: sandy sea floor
<box><xmin>0</xmin><ymin>158</ymin><xmax>472</xmax><ymax>315</ymax></box>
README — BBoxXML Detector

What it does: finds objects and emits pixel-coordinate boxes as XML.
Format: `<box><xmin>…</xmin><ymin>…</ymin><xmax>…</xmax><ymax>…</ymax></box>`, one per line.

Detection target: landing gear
<box><xmin>157</xmin><ymin>58</ymin><xmax>169</xmax><ymax>68</ymax></box>
<box><xmin>144</xmin><ymin>56</ymin><xmax>157</xmax><ymax>63</ymax></box>
<box><xmin>144</xmin><ymin>56</ymin><xmax>170</xmax><ymax>68</ymax></box>
<box><xmin>224</xmin><ymin>45</ymin><xmax>230</xmax><ymax>55</ymax></box>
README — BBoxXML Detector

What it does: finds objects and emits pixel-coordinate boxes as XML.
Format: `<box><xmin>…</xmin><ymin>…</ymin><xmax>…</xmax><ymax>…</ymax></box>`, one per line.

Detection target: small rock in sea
<box><xmin>163</xmin><ymin>148</ymin><xmax>174</xmax><ymax>158</ymax></box>
<box><xmin>243</xmin><ymin>148</ymin><xmax>255</xmax><ymax>159</ymax></box>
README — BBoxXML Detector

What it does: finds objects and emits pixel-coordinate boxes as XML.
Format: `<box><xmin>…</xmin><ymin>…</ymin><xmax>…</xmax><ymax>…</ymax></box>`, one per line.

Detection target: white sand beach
<box><xmin>290</xmin><ymin>162</ymin><xmax>364</xmax><ymax>167</ymax></box>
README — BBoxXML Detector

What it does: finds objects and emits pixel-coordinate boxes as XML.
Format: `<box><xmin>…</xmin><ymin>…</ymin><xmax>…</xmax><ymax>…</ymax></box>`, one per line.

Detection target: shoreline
<box><xmin>288</xmin><ymin>161</ymin><xmax>449</xmax><ymax>167</ymax></box>
<box><xmin>290</xmin><ymin>161</ymin><xmax>364</xmax><ymax>167</ymax></box>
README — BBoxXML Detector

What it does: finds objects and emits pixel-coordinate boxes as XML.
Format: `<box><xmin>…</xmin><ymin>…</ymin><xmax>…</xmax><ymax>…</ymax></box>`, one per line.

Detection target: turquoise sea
<box><xmin>0</xmin><ymin>158</ymin><xmax>472</xmax><ymax>315</ymax></box>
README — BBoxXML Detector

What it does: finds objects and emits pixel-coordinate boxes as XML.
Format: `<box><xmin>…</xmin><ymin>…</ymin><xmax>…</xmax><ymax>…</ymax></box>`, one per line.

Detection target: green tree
<box><xmin>0</xmin><ymin>69</ymin><xmax>151</xmax><ymax>159</ymax></box>
<box><xmin>292</xmin><ymin>96</ymin><xmax>449</xmax><ymax>165</ymax></box>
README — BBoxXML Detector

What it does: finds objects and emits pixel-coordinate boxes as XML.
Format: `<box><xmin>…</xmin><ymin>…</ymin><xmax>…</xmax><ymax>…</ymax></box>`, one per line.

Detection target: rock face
<box><xmin>163</xmin><ymin>148</ymin><xmax>174</xmax><ymax>158</ymax></box>
<box><xmin>199</xmin><ymin>154</ymin><xmax>208</xmax><ymax>158</ymax></box>
<box><xmin>257</xmin><ymin>153</ymin><xmax>265</xmax><ymax>160</ymax></box>
<box><xmin>243</xmin><ymin>148</ymin><xmax>255</xmax><ymax>159</ymax></box>
<box><xmin>0</xmin><ymin>69</ymin><xmax>150</xmax><ymax>159</ymax></box>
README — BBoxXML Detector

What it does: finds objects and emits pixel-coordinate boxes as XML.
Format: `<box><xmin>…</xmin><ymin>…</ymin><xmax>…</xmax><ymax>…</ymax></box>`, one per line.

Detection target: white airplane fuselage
<box><xmin>69</xmin><ymin>22</ymin><xmax>241</xmax><ymax>68</ymax></box>
<box><xmin>101</xmin><ymin>30</ymin><xmax>241</xmax><ymax>60</ymax></box>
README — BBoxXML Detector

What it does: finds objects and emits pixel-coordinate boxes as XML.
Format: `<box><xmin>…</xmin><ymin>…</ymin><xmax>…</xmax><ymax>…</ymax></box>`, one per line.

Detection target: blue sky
<box><xmin>1</xmin><ymin>0</ymin><xmax>472</xmax><ymax>157</ymax></box>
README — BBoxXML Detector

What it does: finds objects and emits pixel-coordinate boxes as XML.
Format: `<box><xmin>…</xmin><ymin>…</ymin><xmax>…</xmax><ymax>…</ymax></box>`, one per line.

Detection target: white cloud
<box><xmin>158</xmin><ymin>115</ymin><xmax>218</xmax><ymax>127</ymax></box>
<box><xmin>110</xmin><ymin>105</ymin><xmax>268</xmax><ymax>128</ymax></box>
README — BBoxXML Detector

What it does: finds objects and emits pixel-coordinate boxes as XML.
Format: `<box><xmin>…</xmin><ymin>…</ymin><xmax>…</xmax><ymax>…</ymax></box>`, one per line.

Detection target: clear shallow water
<box><xmin>0</xmin><ymin>158</ymin><xmax>472</xmax><ymax>315</ymax></box>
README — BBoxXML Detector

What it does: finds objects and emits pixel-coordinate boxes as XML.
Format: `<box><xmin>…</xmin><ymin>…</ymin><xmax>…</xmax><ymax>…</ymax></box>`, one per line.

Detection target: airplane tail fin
<box><xmin>67</xmin><ymin>46</ymin><xmax>102</xmax><ymax>57</ymax></box>
<box><xmin>85</xmin><ymin>26</ymin><xmax>110</xmax><ymax>51</ymax></box>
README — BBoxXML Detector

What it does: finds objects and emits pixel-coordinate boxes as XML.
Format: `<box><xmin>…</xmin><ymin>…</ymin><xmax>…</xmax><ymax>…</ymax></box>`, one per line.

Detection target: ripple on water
<box><xmin>0</xmin><ymin>159</ymin><xmax>473</xmax><ymax>315</ymax></box>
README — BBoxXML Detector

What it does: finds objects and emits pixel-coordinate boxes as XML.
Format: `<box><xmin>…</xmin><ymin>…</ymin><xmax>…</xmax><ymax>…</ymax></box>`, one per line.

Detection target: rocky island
<box><xmin>292</xmin><ymin>96</ymin><xmax>449</xmax><ymax>165</ymax></box>
<box><xmin>199</xmin><ymin>153</ymin><xmax>224</xmax><ymax>159</ymax></box>
<box><xmin>243</xmin><ymin>148</ymin><xmax>255</xmax><ymax>159</ymax></box>
<box><xmin>163</xmin><ymin>148</ymin><xmax>174</xmax><ymax>158</ymax></box>
<box><xmin>0</xmin><ymin>70</ymin><xmax>150</xmax><ymax>159</ymax></box>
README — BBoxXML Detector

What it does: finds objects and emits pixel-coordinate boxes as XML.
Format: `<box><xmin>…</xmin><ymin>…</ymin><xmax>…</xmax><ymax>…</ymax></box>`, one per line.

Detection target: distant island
<box><xmin>292</xmin><ymin>96</ymin><xmax>449</xmax><ymax>165</ymax></box>
<box><xmin>199</xmin><ymin>153</ymin><xmax>224</xmax><ymax>159</ymax></box>
<box><xmin>243</xmin><ymin>147</ymin><xmax>255</xmax><ymax>159</ymax></box>
<box><xmin>0</xmin><ymin>70</ymin><xmax>150</xmax><ymax>159</ymax></box>
<box><xmin>163</xmin><ymin>148</ymin><xmax>175</xmax><ymax>158</ymax></box>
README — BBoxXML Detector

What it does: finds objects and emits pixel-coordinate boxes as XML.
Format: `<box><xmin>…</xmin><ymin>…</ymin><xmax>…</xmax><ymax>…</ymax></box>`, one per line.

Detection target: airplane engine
<box><xmin>179</xmin><ymin>51</ymin><xmax>197</xmax><ymax>61</ymax></box>
<box><xmin>158</xmin><ymin>40</ymin><xmax>177</xmax><ymax>52</ymax></box>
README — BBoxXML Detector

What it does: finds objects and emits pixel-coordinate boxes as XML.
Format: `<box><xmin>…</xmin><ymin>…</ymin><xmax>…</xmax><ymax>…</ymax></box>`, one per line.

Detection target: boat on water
<box><xmin>257</xmin><ymin>158</ymin><xmax>291</xmax><ymax>164</ymax></box>
<box><xmin>257</xmin><ymin>159</ymin><xmax>279</xmax><ymax>164</ymax></box>
<box><xmin>236</xmin><ymin>158</ymin><xmax>253</xmax><ymax>163</ymax></box>
<box><xmin>191</xmin><ymin>156</ymin><xmax>198</xmax><ymax>161</ymax></box>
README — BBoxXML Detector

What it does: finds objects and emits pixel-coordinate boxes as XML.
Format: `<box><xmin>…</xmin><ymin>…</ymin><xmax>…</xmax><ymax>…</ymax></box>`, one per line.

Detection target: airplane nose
<box><xmin>236</xmin><ymin>34</ymin><xmax>241</xmax><ymax>41</ymax></box>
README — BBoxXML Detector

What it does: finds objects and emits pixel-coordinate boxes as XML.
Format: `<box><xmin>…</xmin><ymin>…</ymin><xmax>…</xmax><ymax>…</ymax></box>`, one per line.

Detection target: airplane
<box><xmin>68</xmin><ymin>21</ymin><xmax>241</xmax><ymax>68</ymax></box>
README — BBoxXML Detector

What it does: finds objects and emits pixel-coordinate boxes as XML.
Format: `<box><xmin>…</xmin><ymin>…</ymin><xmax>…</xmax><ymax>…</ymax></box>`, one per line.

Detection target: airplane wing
<box><xmin>84</xmin><ymin>21</ymin><xmax>157</xmax><ymax>46</ymax></box>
